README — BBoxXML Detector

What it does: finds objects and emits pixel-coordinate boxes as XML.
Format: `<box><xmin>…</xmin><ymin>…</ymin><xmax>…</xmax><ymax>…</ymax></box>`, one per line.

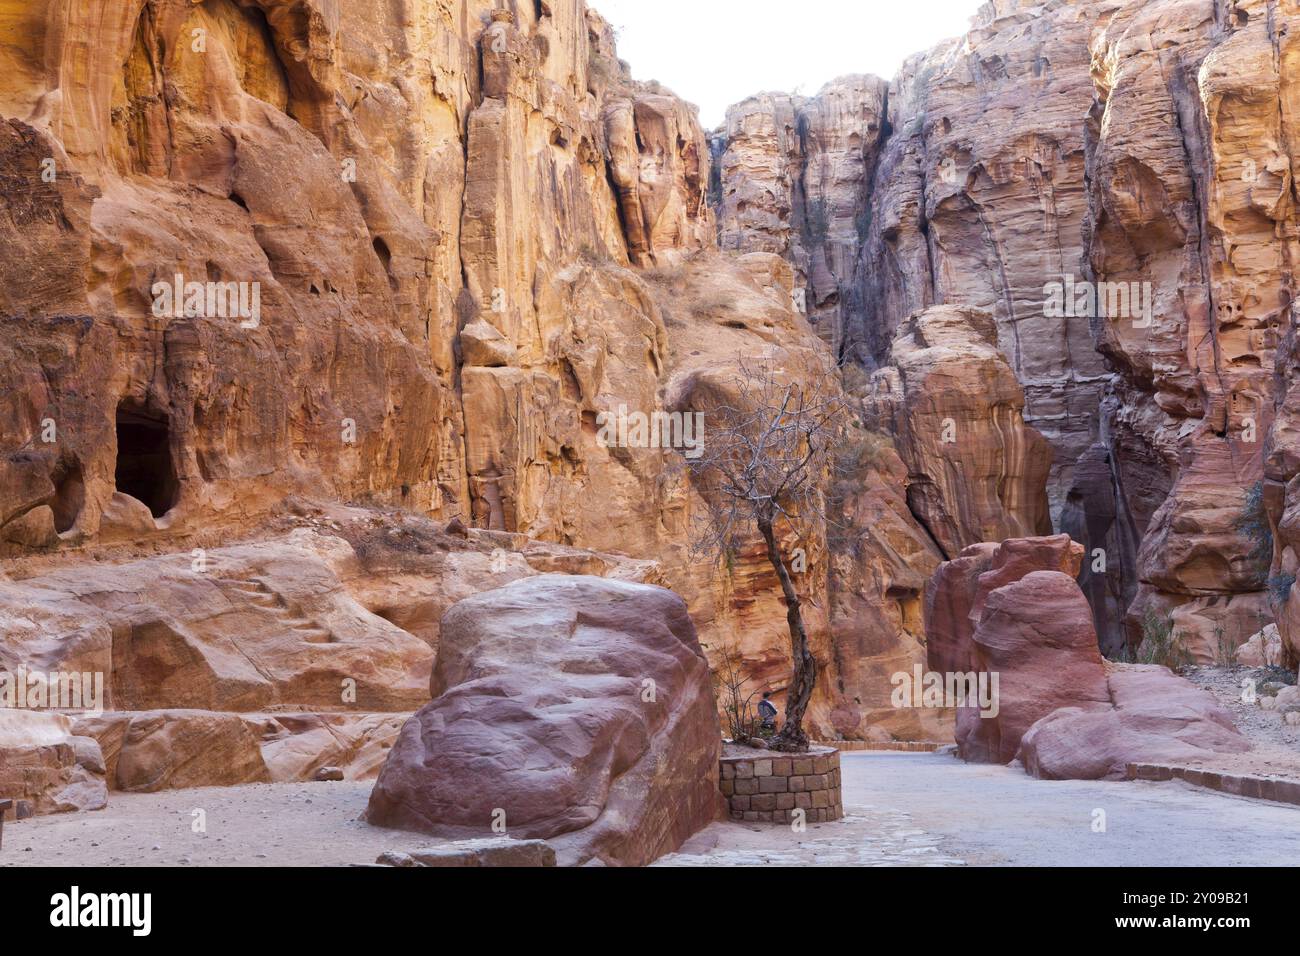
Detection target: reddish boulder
<box><xmin>1020</xmin><ymin>665</ymin><xmax>1250</xmax><ymax>780</ymax></box>
<box><xmin>969</xmin><ymin>534</ymin><xmax>1084</xmax><ymax>624</ymax></box>
<box><xmin>366</xmin><ymin>575</ymin><xmax>722</xmax><ymax>866</ymax></box>
<box><xmin>924</xmin><ymin>542</ymin><xmax>997</xmax><ymax>675</ymax></box>
<box><xmin>925</xmin><ymin>534</ymin><xmax>1084</xmax><ymax>677</ymax></box>
<box><xmin>929</xmin><ymin>535</ymin><xmax>1251</xmax><ymax>777</ymax></box>
<box><xmin>959</xmin><ymin>571</ymin><xmax>1111</xmax><ymax>763</ymax></box>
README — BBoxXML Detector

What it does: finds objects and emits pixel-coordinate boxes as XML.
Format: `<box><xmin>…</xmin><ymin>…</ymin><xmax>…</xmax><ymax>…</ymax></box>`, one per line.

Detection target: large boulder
<box><xmin>926</xmin><ymin>534</ymin><xmax>1083</xmax><ymax>677</ymax></box>
<box><xmin>1020</xmin><ymin>665</ymin><xmax>1250</xmax><ymax>780</ymax></box>
<box><xmin>929</xmin><ymin>535</ymin><xmax>1252</xmax><ymax>778</ymax></box>
<box><xmin>366</xmin><ymin>575</ymin><xmax>722</xmax><ymax>866</ymax></box>
<box><xmin>0</xmin><ymin>711</ymin><xmax>107</xmax><ymax>815</ymax></box>
<box><xmin>959</xmin><ymin>571</ymin><xmax>1111</xmax><ymax>764</ymax></box>
<box><xmin>74</xmin><ymin>710</ymin><xmax>270</xmax><ymax>793</ymax></box>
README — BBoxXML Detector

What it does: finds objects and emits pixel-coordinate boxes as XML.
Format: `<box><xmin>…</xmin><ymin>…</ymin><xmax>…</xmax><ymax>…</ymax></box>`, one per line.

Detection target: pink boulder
<box><xmin>959</xmin><ymin>570</ymin><xmax>1111</xmax><ymax>763</ymax></box>
<box><xmin>366</xmin><ymin>575</ymin><xmax>722</xmax><ymax>866</ymax></box>
<box><xmin>928</xmin><ymin>535</ymin><xmax>1251</xmax><ymax>779</ymax></box>
<box><xmin>1020</xmin><ymin>665</ymin><xmax>1250</xmax><ymax>780</ymax></box>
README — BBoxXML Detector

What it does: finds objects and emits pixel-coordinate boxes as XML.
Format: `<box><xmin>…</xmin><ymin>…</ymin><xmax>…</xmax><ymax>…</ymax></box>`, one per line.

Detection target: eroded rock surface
<box><xmin>366</xmin><ymin>575</ymin><xmax>723</xmax><ymax>867</ymax></box>
<box><xmin>868</xmin><ymin>306</ymin><xmax>1053</xmax><ymax>560</ymax></box>
<box><xmin>0</xmin><ymin>711</ymin><xmax>107</xmax><ymax>814</ymax></box>
<box><xmin>928</xmin><ymin>536</ymin><xmax>1251</xmax><ymax>780</ymax></box>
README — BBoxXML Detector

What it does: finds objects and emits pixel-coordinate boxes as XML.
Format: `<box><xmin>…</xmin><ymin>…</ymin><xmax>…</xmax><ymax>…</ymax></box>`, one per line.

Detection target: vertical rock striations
<box><xmin>717</xmin><ymin>0</ymin><xmax>1300</xmax><ymax>667</ymax></box>
<box><xmin>714</xmin><ymin>77</ymin><xmax>888</xmax><ymax>353</ymax></box>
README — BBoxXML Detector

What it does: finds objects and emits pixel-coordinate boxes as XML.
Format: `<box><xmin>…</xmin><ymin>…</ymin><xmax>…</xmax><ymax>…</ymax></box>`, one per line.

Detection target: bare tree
<box><xmin>682</xmin><ymin>357</ymin><xmax>845</xmax><ymax>752</ymax></box>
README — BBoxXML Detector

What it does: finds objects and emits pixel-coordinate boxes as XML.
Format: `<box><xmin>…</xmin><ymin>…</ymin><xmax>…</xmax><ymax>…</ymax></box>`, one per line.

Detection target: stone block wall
<box><xmin>719</xmin><ymin>746</ymin><xmax>843</xmax><ymax>823</ymax></box>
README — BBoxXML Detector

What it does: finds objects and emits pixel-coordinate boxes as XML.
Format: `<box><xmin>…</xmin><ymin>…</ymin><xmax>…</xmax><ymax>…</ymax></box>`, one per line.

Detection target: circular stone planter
<box><xmin>719</xmin><ymin>745</ymin><xmax>843</xmax><ymax>824</ymax></box>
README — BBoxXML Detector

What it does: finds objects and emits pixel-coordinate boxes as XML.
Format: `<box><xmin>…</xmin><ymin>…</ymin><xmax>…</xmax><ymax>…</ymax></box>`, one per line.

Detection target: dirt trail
<box><xmin>5</xmin><ymin>753</ymin><xmax>1299</xmax><ymax>867</ymax></box>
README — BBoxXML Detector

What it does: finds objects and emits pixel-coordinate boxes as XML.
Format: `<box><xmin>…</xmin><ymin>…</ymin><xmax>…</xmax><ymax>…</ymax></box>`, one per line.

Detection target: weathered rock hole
<box><xmin>373</xmin><ymin>236</ymin><xmax>399</xmax><ymax>291</ymax></box>
<box><xmin>115</xmin><ymin>403</ymin><xmax>179</xmax><ymax>518</ymax></box>
<box><xmin>50</xmin><ymin>459</ymin><xmax>85</xmax><ymax>534</ymax></box>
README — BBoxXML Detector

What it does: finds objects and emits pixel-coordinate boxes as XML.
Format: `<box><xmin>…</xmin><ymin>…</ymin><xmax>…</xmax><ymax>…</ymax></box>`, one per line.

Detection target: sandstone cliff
<box><xmin>0</xmin><ymin>0</ymin><xmax>949</xmax><ymax>827</ymax></box>
<box><xmin>715</xmin><ymin>0</ymin><xmax>1300</xmax><ymax>668</ymax></box>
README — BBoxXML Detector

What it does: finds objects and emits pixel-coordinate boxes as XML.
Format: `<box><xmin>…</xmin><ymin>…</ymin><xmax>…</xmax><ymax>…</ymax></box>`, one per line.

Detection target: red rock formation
<box><xmin>928</xmin><ymin>535</ymin><xmax>1251</xmax><ymax>778</ymax></box>
<box><xmin>868</xmin><ymin>305</ymin><xmax>1054</xmax><ymax>559</ymax></box>
<box><xmin>365</xmin><ymin>575</ymin><xmax>722</xmax><ymax>867</ymax></box>
<box><xmin>960</xmin><ymin>570</ymin><xmax>1112</xmax><ymax>764</ymax></box>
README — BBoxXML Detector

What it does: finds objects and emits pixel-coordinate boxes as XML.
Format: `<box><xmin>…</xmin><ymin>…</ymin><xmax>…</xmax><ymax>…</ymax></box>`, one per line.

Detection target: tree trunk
<box><xmin>758</xmin><ymin>514</ymin><xmax>815</xmax><ymax>752</ymax></box>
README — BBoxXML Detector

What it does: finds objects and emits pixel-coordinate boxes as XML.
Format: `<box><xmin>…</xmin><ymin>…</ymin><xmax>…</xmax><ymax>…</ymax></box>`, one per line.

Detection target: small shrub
<box><xmin>642</xmin><ymin>262</ymin><xmax>685</xmax><ymax>285</ymax></box>
<box><xmin>712</xmin><ymin>641</ymin><xmax>760</xmax><ymax>744</ymax></box>
<box><xmin>1236</xmin><ymin>480</ymin><xmax>1273</xmax><ymax>564</ymax></box>
<box><xmin>1213</xmin><ymin>625</ymin><xmax>1237</xmax><ymax>667</ymax></box>
<box><xmin>1136</xmin><ymin>608</ymin><xmax>1194</xmax><ymax>672</ymax></box>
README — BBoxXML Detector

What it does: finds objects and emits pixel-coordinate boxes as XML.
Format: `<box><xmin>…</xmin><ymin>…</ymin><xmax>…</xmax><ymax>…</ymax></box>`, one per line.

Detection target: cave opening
<box><xmin>114</xmin><ymin>404</ymin><xmax>179</xmax><ymax>518</ymax></box>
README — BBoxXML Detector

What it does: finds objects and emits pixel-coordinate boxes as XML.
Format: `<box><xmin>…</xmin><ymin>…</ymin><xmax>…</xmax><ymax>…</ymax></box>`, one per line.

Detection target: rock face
<box><xmin>715</xmin><ymin>5</ymin><xmax>1108</xmax><ymax>518</ymax></box>
<box><xmin>927</xmin><ymin>536</ymin><xmax>1251</xmax><ymax>779</ymax></box>
<box><xmin>1236</xmin><ymin>624</ymin><xmax>1284</xmax><ymax>668</ymax></box>
<box><xmin>1086</xmin><ymin>0</ymin><xmax>1281</xmax><ymax>663</ymax></box>
<box><xmin>366</xmin><ymin>575</ymin><xmax>722</xmax><ymax>867</ymax></box>
<box><xmin>715</xmin><ymin>77</ymin><xmax>888</xmax><ymax>352</ymax></box>
<box><xmin>869</xmin><ymin>306</ymin><xmax>1053</xmax><ymax>560</ymax></box>
<box><xmin>0</xmin><ymin>711</ymin><xmax>107</xmax><ymax>814</ymax></box>
<box><xmin>0</xmin><ymin>0</ymin><xmax>946</xmax><ymax>768</ymax></box>
<box><xmin>714</xmin><ymin>0</ymin><xmax>1300</xmax><ymax>667</ymax></box>
<box><xmin>0</xmin><ymin>0</ymin><xmax>715</xmax><ymax>550</ymax></box>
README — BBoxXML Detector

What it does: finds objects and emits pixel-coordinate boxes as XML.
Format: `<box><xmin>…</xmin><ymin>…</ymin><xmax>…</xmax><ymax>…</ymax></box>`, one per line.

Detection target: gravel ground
<box><xmin>1180</xmin><ymin>664</ymin><xmax>1300</xmax><ymax>780</ymax></box>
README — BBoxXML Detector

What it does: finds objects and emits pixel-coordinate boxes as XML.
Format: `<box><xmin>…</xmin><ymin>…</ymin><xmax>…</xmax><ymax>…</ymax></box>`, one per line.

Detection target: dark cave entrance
<box><xmin>114</xmin><ymin>404</ymin><xmax>179</xmax><ymax>518</ymax></box>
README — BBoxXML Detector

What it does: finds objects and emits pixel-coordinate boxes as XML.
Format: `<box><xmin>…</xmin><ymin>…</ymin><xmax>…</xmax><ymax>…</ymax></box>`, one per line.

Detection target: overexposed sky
<box><xmin>591</xmin><ymin>0</ymin><xmax>986</xmax><ymax>128</ymax></box>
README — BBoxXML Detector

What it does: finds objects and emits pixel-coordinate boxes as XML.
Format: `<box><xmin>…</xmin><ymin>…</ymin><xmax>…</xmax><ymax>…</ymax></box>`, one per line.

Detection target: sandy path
<box><xmin>662</xmin><ymin>752</ymin><xmax>1300</xmax><ymax>866</ymax></box>
<box><xmin>6</xmin><ymin>752</ymin><xmax>1300</xmax><ymax>867</ymax></box>
<box><xmin>0</xmin><ymin>782</ymin><xmax>415</xmax><ymax>867</ymax></box>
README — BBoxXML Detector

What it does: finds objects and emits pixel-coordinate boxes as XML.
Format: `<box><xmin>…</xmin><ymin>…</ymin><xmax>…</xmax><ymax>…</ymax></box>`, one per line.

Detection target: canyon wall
<box><xmin>714</xmin><ymin>76</ymin><xmax>887</xmax><ymax>353</ymax></box>
<box><xmin>715</xmin><ymin>0</ymin><xmax>1300</xmax><ymax>666</ymax></box>
<box><xmin>0</xmin><ymin>0</ymin><xmax>949</xmax><ymax>782</ymax></box>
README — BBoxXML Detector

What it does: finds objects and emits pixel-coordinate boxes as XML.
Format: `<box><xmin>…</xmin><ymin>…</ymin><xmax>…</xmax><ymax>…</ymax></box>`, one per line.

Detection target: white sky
<box><xmin>590</xmin><ymin>0</ymin><xmax>987</xmax><ymax>128</ymax></box>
